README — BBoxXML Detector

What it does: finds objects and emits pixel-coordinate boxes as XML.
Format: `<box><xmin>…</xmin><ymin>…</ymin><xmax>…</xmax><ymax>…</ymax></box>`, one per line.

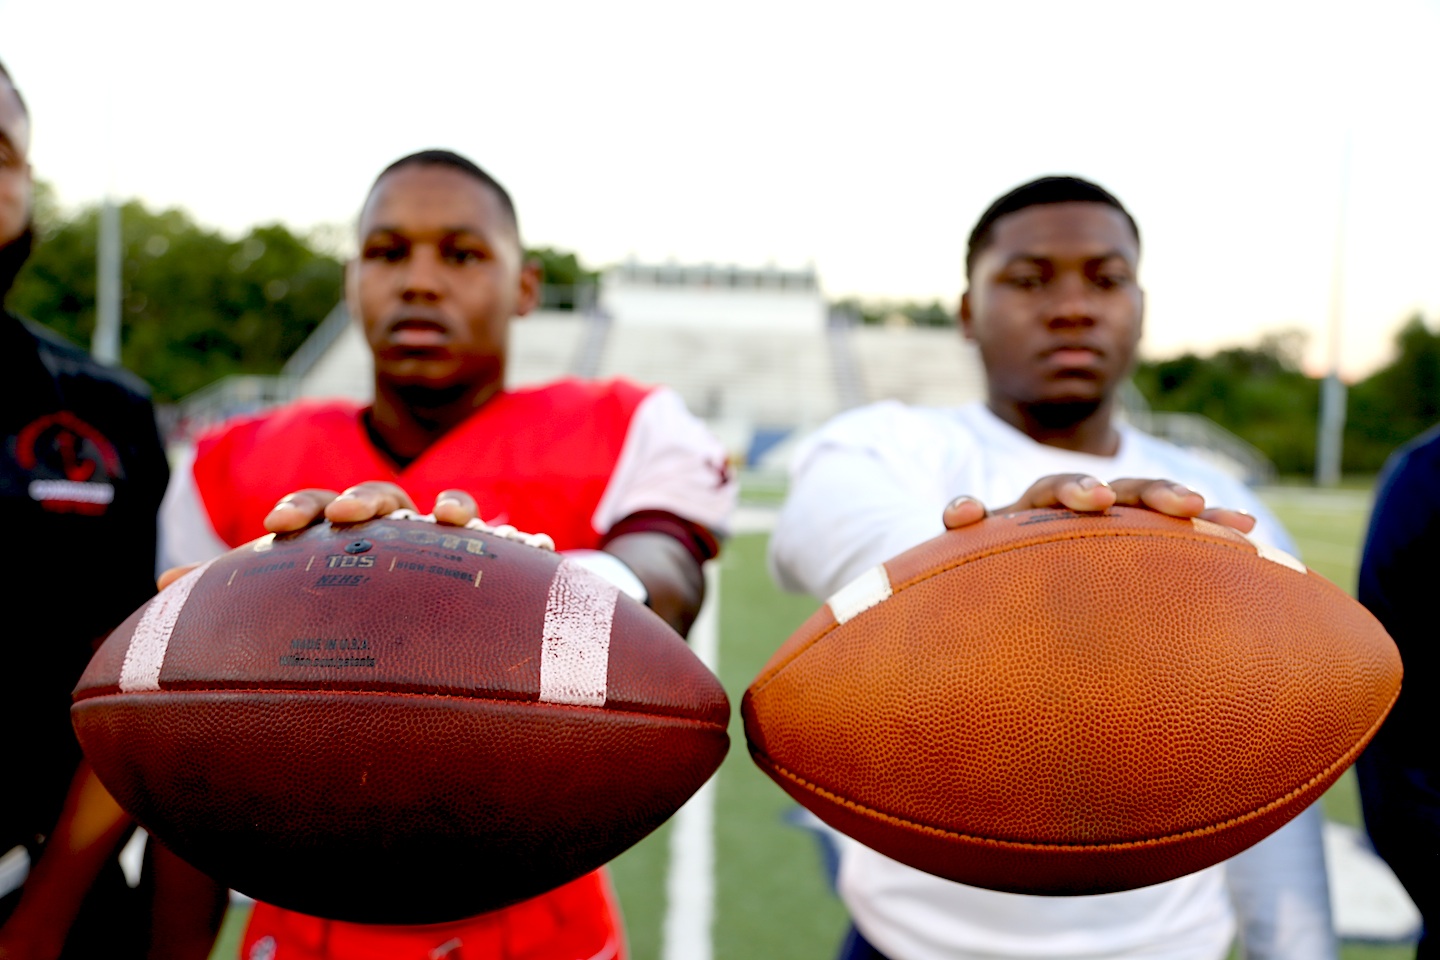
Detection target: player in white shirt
<box><xmin>769</xmin><ymin>176</ymin><xmax>1334</xmax><ymax>960</ymax></box>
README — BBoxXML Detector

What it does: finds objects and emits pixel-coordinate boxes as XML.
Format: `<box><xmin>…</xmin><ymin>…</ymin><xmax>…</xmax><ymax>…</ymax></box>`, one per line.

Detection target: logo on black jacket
<box><xmin>17</xmin><ymin>411</ymin><xmax>122</xmax><ymax>515</ymax></box>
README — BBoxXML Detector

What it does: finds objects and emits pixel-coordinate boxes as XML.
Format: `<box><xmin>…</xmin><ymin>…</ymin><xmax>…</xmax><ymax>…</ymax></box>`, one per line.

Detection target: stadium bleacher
<box><xmin>173</xmin><ymin>265</ymin><xmax>1271</xmax><ymax>484</ymax></box>
<box><xmin>848</xmin><ymin>324</ymin><xmax>986</xmax><ymax>409</ymax></box>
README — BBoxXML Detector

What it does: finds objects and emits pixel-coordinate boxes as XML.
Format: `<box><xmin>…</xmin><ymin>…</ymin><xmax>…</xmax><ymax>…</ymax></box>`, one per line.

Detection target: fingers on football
<box><xmin>265</xmin><ymin>488</ymin><xmax>341</xmax><ymax>532</ymax></box>
<box><xmin>432</xmin><ymin>489</ymin><xmax>480</xmax><ymax>527</ymax></box>
<box><xmin>942</xmin><ymin>496</ymin><xmax>987</xmax><ymax>530</ymax></box>
<box><xmin>322</xmin><ymin>481</ymin><xmax>417</xmax><ymax>524</ymax></box>
<box><xmin>943</xmin><ymin>474</ymin><xmax>1257</xmax><ymax>536</ymax></box>
<box><xmin>1004</xmin><ymin>474</ymin><xmax>1118</xmax><ymax>515</ymax></box>
<box><xmin>1101</xmin><ymin>479</ymin><xmax>1254</xmax><ymax>533</ymax></box>
<box><xmin>1108</xmin><ymin>478</ymin><xmax>1207</xmax><ymax>518</ymax></box>
<box><xmin>1199</xmin><ymin>506</ymin><xmax>1258</xmax><ymax>535</ymax></box>
<box><xmin>157</xmin><ymin>562</ymin><xmax>201</xmax><ymax>591</ymax></box>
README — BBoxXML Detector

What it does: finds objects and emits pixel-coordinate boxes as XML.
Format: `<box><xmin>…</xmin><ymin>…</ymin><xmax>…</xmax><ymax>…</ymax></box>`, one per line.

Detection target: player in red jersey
<box><xmin>159</xmin><ymin>150</ymin><xmax>735</xmax><ymax>960</ymax></box>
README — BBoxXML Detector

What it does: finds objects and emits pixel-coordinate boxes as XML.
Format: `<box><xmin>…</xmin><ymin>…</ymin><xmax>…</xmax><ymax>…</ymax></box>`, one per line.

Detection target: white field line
<box><xmin>660</xmin><ymin>561</ymin><xmax>721</xmax><ymax>960</ymax></box>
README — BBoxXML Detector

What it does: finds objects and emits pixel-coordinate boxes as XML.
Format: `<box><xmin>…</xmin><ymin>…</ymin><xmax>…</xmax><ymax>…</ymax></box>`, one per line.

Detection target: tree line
<box><xmin>11</xmin><ymin>192</ymin><xmax>1435</xmax><ymax>475</ymax></box>
<box><xmin>1132</xmin><ymin>319</ymin><xmax>1440</xmax><ymax>476</ymax></box>
<box><xmin>8</xmin><ymin>189</ymin><xmax>598</xmax><ymax>404</ymax></box>
<box><xmin>10</xmin><ymin>185</ymin><xmax>343</xmax><ymax>403</ymax></box>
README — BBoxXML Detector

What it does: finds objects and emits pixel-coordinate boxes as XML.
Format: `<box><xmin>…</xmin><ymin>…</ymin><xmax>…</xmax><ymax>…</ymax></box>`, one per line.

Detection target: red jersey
<box><xmin>160</xmin><ymin>378</ymin><xmax>735</xmax><ymax>960</ymax></box>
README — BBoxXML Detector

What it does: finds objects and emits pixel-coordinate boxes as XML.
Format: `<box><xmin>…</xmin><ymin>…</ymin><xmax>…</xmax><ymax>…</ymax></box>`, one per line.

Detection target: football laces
<box><xmin>385</xmin><ymin>508</ymin><xmax>557</xmax><ymax>551</ymax></box>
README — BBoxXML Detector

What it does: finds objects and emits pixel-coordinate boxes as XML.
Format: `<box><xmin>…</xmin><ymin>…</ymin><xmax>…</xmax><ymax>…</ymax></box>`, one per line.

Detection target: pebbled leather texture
<box><xmin>743</xmin><ymin>506</ymin><xmax>1402</xmax><ymax>895</ymax></box>
<box><xmin>73</xmin><ymin>517</ymin><xmax>729</xmax><ymax>924</ymax></box>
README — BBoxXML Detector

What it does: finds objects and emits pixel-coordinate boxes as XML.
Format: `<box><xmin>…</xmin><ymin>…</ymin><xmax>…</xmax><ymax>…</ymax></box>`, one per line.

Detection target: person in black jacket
<box><xmin>1357</xmin><ymin>423</ymin><xmax>1440</xmax><ymax>960</ymax></box>
<box><xmin>0</xmin><ymin>58</ymin><xmax>178</xmax><ymax>959</ymax></box>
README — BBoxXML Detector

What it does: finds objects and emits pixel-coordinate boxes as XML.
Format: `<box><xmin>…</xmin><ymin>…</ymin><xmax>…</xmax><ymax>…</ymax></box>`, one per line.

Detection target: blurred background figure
<box><xmin>0</xmin><ymin>58</ymin><xmax>174</xmax><ymax>959</ymax></box>
<box><xmin>1356</xmin><ymin>422</ymin><xmax>1440</xmax><ymax>960</ymax></box>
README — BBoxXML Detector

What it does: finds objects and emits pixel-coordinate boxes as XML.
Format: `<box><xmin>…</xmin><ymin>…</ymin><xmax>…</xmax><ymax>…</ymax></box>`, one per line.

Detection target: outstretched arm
<box><xmin>0</xmin><ymin>763</ymin><xmax>132</xmax><ymax>960</ymax></box>
<box><xmin>599</xmin><ymin>530</ymin><xmax>705</xmax><ymax>637</ymax></box>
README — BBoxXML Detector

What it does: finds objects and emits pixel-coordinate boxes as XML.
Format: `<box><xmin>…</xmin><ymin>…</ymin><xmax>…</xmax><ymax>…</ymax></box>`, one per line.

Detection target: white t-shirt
<box><xmin>769</xmin><ymin>401</ymin><xmax>1334</xmax><ymax>960</ymax></box>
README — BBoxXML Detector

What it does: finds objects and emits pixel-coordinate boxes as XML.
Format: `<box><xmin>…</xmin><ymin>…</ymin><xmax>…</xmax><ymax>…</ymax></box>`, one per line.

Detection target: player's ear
<box><xmin>514</xmin><ymin>256</ymin><xmax>542</xmax><ymax>318</ymax></box>
<box><xmin>958</xmin><ymin>290</ymin><xmax>976</xmax><ymax>341</ymax></box>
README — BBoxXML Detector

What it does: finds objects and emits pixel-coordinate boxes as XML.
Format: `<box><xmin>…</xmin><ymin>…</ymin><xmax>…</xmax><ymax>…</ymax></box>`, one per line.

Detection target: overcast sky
<box><xmin>4</xmin><ymin>0</ymin><xmax>1438</xmax><ymax>379</ymax></box>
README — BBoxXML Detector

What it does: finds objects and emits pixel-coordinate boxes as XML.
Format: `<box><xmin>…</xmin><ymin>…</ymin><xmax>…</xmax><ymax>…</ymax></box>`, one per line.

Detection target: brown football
<box><xmin>743</xmin><ymin>506</ymin><xmax>1401</xmax><ymax>895</ymax></box>
<box><xmin>73</xmin><ymin>515</ymin><xmax>729</xmax><ymax>924</ymax></box>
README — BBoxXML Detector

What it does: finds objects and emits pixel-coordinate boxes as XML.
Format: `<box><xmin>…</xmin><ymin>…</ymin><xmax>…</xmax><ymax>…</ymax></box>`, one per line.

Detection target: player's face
<box><xmin>961</xmin><ymin>202</ymin><xmax>1142</xmax><ymax>416</ymax></box>
<box><xmin>0</xmin><ymin>79</ymin><xmax>31</xmax><ymax>250</ymax></box>
<box><xmin>349</xmin><ymin>165</ymin><xmax>538</xmax><ymax>398</ymax></box>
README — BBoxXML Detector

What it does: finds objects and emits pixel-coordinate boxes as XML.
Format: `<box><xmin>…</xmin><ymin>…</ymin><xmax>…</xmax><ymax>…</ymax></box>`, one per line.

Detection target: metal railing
<box><xmin>539</xmin><ymin>283</ymin><xmax>598</xmax><ymax>312</ymax></box>
<box><xmin>827</xmin><ymin>325</ymin><xmax>866</xmax><ymax>410</ymax></box>
<box><xmin>281</xmin><ymin>302</ymin><xmax>352</xmax><ymax>380</ymax></box>
<box><xmin>1125</xmin><ymin>410</ymin><xmax>1277</xmax><ymax>486</ymax></box>
<box><xmin>571</xmin><ymin>310</ymin><xmax>611</xmax><ymax>379</ymax></box>
<box><xmin>171</xmin><ymin>374</ymin><xmax>298</xmax><ymax>444</ymax></box>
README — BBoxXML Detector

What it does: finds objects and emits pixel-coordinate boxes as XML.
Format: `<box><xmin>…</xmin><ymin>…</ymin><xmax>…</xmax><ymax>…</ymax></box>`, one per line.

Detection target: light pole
<box><xmin>91</xmin><ymin>26</ymin><xmax>121</xmax><ymax>366</ymax></box>
<box><xmin>92</xmin><ymin>198</ymin><xmax>121</xmax><ymax>364</ymax></box>
<box><xmin>1315</xmin><ymin>136</ymin><xmax>1351</xmax><ymax>488</ymax></box>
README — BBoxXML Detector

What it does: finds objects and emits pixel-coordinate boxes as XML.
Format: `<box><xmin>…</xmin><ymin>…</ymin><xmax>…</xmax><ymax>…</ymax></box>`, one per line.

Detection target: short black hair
<box><xmin>372</xmin><ymin>149</ymin><xmax>519</xmax><ymax>237</ymax></box>
<box><xmin>966</xmin><ymin>176</ymin><xmax>1138</xmax><ymax>279</ymax></box>
<box><xmin>0</xmin><ymin>58</ymin><xmax>27</xmax><ymax>117</ymax></box>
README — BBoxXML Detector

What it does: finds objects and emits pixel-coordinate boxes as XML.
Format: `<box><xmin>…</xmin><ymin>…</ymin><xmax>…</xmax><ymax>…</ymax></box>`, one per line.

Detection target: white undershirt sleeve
<box><xmin>158</xmin><ymin>445</ymin><xmax>233</xmax><ymax>569</ymax></box>
<box><xmin>770</xmin><ymin>443</ymin><xmax>946</xmax><ymax>599</ymax></box>
<box><xmin>769</xmin><ymin>406</ymin><xmax>956</xmax><ymax>600</ymax></box>
<box><xmin>590</xmin><ymin>387</ymin><xmax>735</xmax><ymax>538</ymax></box>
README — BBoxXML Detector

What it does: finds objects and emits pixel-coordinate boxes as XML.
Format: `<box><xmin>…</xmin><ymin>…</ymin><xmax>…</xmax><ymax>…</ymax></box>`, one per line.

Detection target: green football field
<box><xmin>210</xmin><ymin>481</ymin><xmax>1414</xmax><ymax>960</ymax></box>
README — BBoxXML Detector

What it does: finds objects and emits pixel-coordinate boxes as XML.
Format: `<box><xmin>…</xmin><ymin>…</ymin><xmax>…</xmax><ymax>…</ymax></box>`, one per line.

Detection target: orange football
<box><xmin>743</xmin><ymin>506</ymin><xmax>1401</xmax><ymax>895</ymax></box>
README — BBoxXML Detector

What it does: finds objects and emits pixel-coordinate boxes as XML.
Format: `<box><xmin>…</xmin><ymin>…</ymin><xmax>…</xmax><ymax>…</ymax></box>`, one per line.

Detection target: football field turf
<box><xmin>210</xmin><ymin>482</ymin><xmax>1414</xmax><ymax>960</ymax></box>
